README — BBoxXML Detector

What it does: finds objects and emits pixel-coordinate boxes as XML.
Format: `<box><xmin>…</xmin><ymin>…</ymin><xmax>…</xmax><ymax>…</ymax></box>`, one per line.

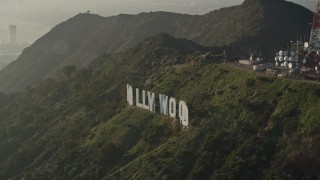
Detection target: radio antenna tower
<box><xmin>308</xmin><ymin>0</ymin><xmax>320</xmax><ymax>53</ymax></box>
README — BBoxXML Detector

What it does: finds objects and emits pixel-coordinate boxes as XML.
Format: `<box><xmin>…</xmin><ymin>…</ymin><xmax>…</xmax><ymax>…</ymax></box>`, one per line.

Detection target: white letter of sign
<box><xmin>179</xmin><ymin>101</ymin><xmax>189</xmax><ymax>127</ymax></box>
<box><xmin>148</xmin><ymin>92</ymin><xmax>155</xmax><ymax>113</ymax></box>
<box><xmin>169</xmin><ymin>98</ymin><xmax>176</xmax><ymax>119</ymax></box>
<box><xmin>136</xmin><ymin>88</ymin><xmax>143</xmax><ymax>108</ymax></box>
<box><xmin>159</xmin><ymin>94</ymin><xmax>168</xmax><ymax>115</ymax></box>
<box><xmin>127</xmin><ymin>84</ymin><xmax>133</xmax><ymax>105</ymax></box>
<box><xmin>142</xmin><ymin>90</ymin><xmax>150</xmax><ymax>110</ymax></box>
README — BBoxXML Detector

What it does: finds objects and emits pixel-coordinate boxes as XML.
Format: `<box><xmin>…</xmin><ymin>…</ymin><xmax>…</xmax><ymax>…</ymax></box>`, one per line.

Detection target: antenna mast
<box><xmin>308</xmin><ymin>0</ymin><xmax>320</xmax><ymax>53</ymax></box>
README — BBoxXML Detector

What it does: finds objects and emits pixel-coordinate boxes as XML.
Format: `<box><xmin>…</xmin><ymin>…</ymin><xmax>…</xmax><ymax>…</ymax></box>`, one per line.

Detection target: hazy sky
<box><xmin>0</xmin><ymin>0</ymin><xmax>315</xmax><ymax>44</ymax></box>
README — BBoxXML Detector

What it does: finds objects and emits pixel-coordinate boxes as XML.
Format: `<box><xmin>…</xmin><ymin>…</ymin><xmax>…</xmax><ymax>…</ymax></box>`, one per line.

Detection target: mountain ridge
<box><xmin>0</xmin><ymin>0</ymin><xmax>313</xmax><ymax>93</ymax></box>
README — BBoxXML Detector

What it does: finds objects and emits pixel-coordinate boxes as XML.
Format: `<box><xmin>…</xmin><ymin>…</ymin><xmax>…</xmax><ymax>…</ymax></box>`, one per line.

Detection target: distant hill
<box><xmin>0</xmin><ymin>0</ymin><xmax>313</xmax><ymax>93</ymax></box>
<box><xmin>0</xmin><ymin>54</ymin><xmax>19</xmax><ymax>66</ymax></box>
<box><xmin>0</xmin><ymin>62</ymin><xmax>6</xmax><ymax>70</ymax></box>
<box><xmin>0</xmin><ymin>14</ymin><xmax>105</xmax><ymax>93</ymax></box>
<box><xmin>0</xmin><ymin>33</ymin><xmax>319</xmax><ymax>179</ymax></box>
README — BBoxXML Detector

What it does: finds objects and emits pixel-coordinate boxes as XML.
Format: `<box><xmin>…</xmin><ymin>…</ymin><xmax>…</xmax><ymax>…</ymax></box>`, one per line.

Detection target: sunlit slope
<box><xmin>0</xmin><ymin>34</ymin><xmax>319</xmax><ymax>179</ymax></box>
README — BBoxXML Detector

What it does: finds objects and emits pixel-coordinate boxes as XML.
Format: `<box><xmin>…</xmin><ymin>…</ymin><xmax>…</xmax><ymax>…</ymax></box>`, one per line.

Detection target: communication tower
<box><xmin>301</xmin><ymin>0</ymin><xmax>320</xmax><ymax>79</ymax></box>
<box><xmin>308</xmin><ymin>0</ymin><xmax>320</xmax><ymax>53</ymax></box>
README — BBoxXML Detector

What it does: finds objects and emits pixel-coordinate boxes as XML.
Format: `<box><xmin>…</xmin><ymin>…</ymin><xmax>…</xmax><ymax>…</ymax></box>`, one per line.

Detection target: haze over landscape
<box><xmin>0</xmin><ymin>0</ymin><xmax>320</xmax><ymax>179</ymax></box>
<box><xmin>0</xmin><ymin>0</ymin><xmax>314</xmax><ymax>44</ymax></box>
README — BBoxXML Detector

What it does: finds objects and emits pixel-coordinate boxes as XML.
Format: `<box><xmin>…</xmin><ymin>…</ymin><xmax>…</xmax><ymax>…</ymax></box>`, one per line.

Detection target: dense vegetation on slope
<box><xmin>0</xmin><ymin>0</ymin><xmax>312</xmax><ymax>93</ymax></box>
<box><xmin>0</xmin><ymin>34</ymin><xmax>319</xmax><ymax>179</ymax></box>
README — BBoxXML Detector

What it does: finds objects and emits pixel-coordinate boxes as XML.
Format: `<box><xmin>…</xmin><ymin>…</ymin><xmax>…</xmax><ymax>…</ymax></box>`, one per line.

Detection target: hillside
<box><xmin>0</xmin><ymin>0</ymin><xmax>313</xmax><ymax>93</ymax></box>
<box><xmin>0</xmin><ymin>34</ymin><xmax>319</xmax><ymax>179</ymax></box>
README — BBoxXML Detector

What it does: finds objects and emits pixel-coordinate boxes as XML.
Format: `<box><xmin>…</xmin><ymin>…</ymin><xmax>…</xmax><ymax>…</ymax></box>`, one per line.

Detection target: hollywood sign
<box><xmin>127</xmin><ymin>84</ymin><xmax>189</xmax><ymax>127</ymax></box>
